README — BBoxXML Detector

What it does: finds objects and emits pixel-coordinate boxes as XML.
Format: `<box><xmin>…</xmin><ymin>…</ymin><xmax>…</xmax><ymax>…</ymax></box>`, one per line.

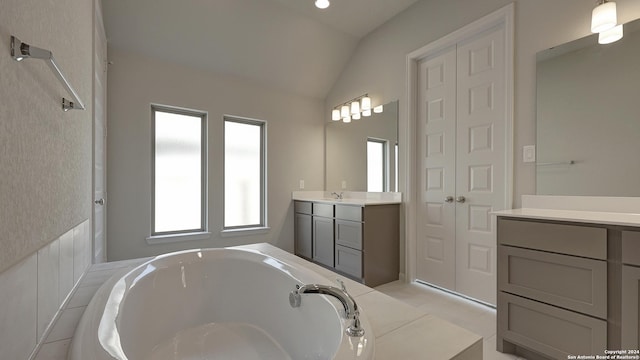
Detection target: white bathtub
<box><xmin>69</xmin><ymin>247</ymin><xmax>374</xmax><ymax>360</ymax></box>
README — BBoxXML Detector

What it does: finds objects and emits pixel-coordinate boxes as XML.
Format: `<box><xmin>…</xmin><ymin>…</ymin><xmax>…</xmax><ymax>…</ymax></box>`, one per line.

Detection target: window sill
<box><xmin>220</xmin><ymin>227</ymin><xmax>271</xmax><ymax>238</ymax></box>
<box><xmin>146</xmin><ymin>231</ymin><xmax>212</xmax><ymax>245</ymax></box>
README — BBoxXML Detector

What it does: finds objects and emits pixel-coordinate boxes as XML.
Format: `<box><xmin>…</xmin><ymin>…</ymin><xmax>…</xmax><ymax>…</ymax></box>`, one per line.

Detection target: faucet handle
<box><xmin>336</xmin><ymin>278</ymin><xmax>347</xmax><ymax>292</ymax></box>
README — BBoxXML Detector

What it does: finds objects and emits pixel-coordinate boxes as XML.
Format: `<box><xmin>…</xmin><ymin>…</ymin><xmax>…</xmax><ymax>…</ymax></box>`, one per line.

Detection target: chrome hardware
<box><xmin>456</xmin><ymin>196</ymin><xmax>466</xmax><ymax>203</ymax></box>
<box><xmin>331</xmin><ymin>192</ymin><xmax>344</xmax><ymax>200</ymax></box>
<box><xmin>94</xmin><ymin>198</ymin><xmax>105</xmax><ymax>206</ymax></box>
<box><xmin>445</xmin><ymin>196</ymin><xmax>454</xmax><ymax>203</ymax></box>
<box><xmin>289</xmin><ymin>283</ymin><xmax>365</xmax><ymax>337</ymax></box>
<box><xmin>10</xmin><ymin>35</ymin><xmax>86</xmax><ymax>111</ymax></box>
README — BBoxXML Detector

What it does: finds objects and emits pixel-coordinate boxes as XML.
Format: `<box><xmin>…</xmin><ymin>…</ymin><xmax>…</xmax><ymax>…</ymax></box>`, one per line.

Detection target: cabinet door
<box><xmin>313</xmin><ymin>216</ymin><xmax>334</xmax><ymax>267</ymax></box>
<box><xmin>294</xmin><ymin>213</ymin><xmax>312</xmax><ymax>259</ymax></box>
<box><xmin>622</xmin><ymin>265</ymin><xmax>640</xmax><ymax>348</ymax></box>
<box><xmin>335</xmin><ymin>245</ymin><xmax>362</xmax><ymax>279</ymax></box>
<box><xmin>498</xmin><ymin>292</ymin><xmax>607</xmax><ymax>359</ymax></box>
<box><xmin>335</xmin><ymin>219</ymin><xmax>362</xmax><ymax>250</ymax></box>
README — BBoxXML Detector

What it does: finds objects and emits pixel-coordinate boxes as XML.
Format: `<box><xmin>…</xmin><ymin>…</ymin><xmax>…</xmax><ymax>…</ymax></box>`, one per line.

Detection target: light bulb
<box><xmin>361</xmin><ymin>96</ymin><xmax>371</xmax><ymax>111</ymax></box>
<box><xmin>591</xmin><ymin>1</ymin><xmax>617</xmax><ymax>33</ymax></box>
<box><xmin>353</xmin><ymin>112</ymin><xmax>361</xmax><ymax>120</ymax></box>
<box><xmin>331</xmin><ymin>109</ymin><xmax>341</xmax><ymax>121</ymax></box>
<box><xmin>599</xmin><ymin>24</ymin><xmax>623</xmax><ymax>44</ymax></box>
<box><xmin>373</xmin><ymin>105</ymin><xmax>383</xmax><ymax>113</ymax></box>
<box><xmin>315</xmin><ymin>0</ymin><xmax>330</xmax><ymax>9</ymax></box>
<box><xmin>340</xmin><ymin>105</ymin><xmax>349</xmax><ymax>118</ymax></box>
<box><xmin>350</xmin><ymin>101</ymin><xmax>360</xmax><ymax>114</ymax></box>
<box><xmin>343</xmin><ymin>115</ymin><xmax>351</xmax><ymax>123</ymax></box>
<box><xmin>362</xmin><ymin>109</ymin><xmax>372</xmax><ymax>117</ymax></box>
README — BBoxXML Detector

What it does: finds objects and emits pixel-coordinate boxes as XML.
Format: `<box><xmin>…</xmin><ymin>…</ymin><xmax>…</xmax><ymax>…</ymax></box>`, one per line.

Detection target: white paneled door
<box><xmin>93</xmin><ymin>0</ymin><xmax>107</xmax><ymax>263</ymax></box>
<box><xmin>416</xmin><ymin>24</ymin><xmax>508</xmax><ymax>305</ymax></box>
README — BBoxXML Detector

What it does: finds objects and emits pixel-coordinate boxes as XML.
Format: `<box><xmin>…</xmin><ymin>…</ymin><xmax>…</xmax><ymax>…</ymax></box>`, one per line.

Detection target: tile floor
<box><xmin>375</xmin><ymin>280</ymin><xmax>526</xmax><ymax>360</ymax></box>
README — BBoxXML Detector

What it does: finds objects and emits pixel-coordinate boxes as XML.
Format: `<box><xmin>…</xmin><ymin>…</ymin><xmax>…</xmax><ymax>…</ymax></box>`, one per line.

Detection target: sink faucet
<box><xmin>289</xmin><ymin>281</ymin><xmax>365</xmax><ymax>337</ymax></box>
<box><xmin>331</xmin><ymin>192</ymin><xmax>343</xmax><ymax>200</ymax></box>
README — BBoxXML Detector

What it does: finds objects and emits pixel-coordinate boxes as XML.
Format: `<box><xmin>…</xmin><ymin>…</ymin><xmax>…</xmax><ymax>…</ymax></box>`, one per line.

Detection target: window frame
<box><xmin>222</xmin><ymin>115</ymin><xmax>267</xmax><ymax>231</ymax></box>
<box><xmin>150</xmin><ymin>104</ymin><xmax>208</xmax><ymax>237</ymax></box>
<box><xmin>367</xmin><ymin>137</ymin><xmax>389</xmax><ymax>192</ymax></box>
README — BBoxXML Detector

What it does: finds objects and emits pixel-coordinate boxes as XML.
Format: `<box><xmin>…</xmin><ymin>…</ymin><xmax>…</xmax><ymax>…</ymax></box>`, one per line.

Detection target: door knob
<box><xmin>94</xmin><ymin>198</ymin><xmax>105</xmax><ymax>206</ymax></box>
<box><xmin>456</xmin><ymin>196</ymin><xmax>466</xmax><ymax>203</ymax></box>
<box><xmin>445</xmin><ymin>196</ymin><xmax>454</xmax><ymax>203</ymax></box>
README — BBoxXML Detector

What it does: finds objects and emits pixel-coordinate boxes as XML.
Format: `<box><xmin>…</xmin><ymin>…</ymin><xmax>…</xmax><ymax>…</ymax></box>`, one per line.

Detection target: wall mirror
<box><xmin>325</xmin><ymin>100</ymin><xmax>398</xmax><ymax>192</ymax></box>
<box><xmin>536</xmin><ymin>18</ymin><xmax>640</xmax><ymax>196</ymax></box>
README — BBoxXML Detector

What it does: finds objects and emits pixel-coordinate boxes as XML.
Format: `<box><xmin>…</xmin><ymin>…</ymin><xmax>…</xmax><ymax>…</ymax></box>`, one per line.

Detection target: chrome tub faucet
<box><xmin>289</xmin><ymin>280</ymin><xmax>365</xmax><ymax>337</ymax></box>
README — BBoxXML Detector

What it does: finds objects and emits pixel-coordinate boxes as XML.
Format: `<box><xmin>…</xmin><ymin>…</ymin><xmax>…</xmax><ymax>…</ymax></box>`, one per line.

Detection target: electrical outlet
<box><xmin>523</xmin><ymin>145</ymin><xmax>536</xmax><ymax>163</ymax></box>
<box><xmin>299</xmin><ymin>180</ymin><xmax>305</xmax><ymax>189</ymax></box>
<box><xmin>341</xmin><ymin>180</ymin><xmax>347</xmax><ymax>190</ymax></box>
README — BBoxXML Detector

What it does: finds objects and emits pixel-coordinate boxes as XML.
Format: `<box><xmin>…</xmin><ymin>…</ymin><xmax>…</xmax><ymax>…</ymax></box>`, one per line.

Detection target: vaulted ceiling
<box><xmin>102</xmin><ymin>0</ymin><xmax>420</xmax><ymax>99</ymax></box>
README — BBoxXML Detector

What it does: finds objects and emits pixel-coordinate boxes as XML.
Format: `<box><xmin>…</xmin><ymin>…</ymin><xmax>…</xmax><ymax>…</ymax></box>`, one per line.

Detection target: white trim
<box><xmin>404</xmin><ymin>3</ymin><xmax>515</xmax><ymax>283</ymax></box>
<box><xmin>220</xmin><ymin>227</ymin><xmax>271</xmax><ymax>238</ymax></box>
<box><xmin>146</xmin><ymin>231</ymin><xmax>212</xmax><ymax>245</ymax></box>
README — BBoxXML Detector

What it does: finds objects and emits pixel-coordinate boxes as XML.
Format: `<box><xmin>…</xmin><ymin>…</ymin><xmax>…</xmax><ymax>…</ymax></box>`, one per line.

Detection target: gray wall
<box><xmin>0</xmin><ymin>0</ymin><xmax>92</xmax><ymax>274</ymax></box>
<box><xmin>107</xmin><ymin>48</ymin><xmax>325</xmax><ymax>261</ymax></box>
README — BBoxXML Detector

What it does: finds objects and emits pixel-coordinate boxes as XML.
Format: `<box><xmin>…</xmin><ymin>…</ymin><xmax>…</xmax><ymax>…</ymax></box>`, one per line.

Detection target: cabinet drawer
<box><xmin>313</xmin><ymin>203</ymin><xmax>333</xmax><ymax>218</ymax></box>
<box><xmin>498</xmin><ymin>292</ymin><xmax>607</xmax><ymax>359</ymax></box>
<box><xmin>498</xmin><ymin>218</ymin><xmax>607</xmax><ymax>260</ymax></box>
<box><xmin>499</xmin><ymin>245</ymin><xmax>607</xmax><ymax>318</ymax></box>
<box><xmin>335</xmin><ymin>245</ymin><xmax>362</xmax><ymax>279</ymax></box>
<box><xmin>622</xmin><ymin>231</ymin><xmax>640</xmax><ymax>266</ymax></box>
<box><xmin>335</xmin><ymin>205</ymin><xmax>362</xmax><ymax>222</ymax></box>
<box><xmin>294</xmin><ymin>201</ymin><xmax>312</xmax><ymax>215</ymax></box>
<box><xmin>335</xmin><ymin>220</ymin><xmax>362</xmax><ymax>250</ymax></box>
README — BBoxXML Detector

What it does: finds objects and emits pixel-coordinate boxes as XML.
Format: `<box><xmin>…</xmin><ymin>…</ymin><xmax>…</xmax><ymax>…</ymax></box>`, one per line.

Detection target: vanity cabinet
<box><xmin>497</xmin><ymin>217</ymin><xmax>609</xmax><ymax>359</ymax></box>
<box><xmin>621</xmin><ymin>230</ymin><xmax>640</xmax><ymax>349</ymax></box>
<box><xmin>294</xmin><ymin>200</ymin><xmax>399</xmax><ymax>287</ymax></box>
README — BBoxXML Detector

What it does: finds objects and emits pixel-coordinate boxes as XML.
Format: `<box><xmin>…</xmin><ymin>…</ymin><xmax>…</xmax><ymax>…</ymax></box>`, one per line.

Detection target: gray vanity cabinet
<box><xmin>497</xmin><ymin>217</ymin><xmax>608</xmax><ymax>359</ymax></box>
<box><xmin>622</xmin><ymin>230</ymin><xmax>640</xmax><ymax>349</ymax></box>
<box><xmin>294</xmin><ymin>200</ymin><xmax>399</xmax><ymax>287</ymax></box>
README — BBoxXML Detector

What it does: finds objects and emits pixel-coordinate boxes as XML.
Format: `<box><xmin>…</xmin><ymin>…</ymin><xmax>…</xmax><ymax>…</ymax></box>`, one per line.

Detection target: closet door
<box><xmin>416</xmin><ymin>46</ymin><xmax>457</xmax><ymax>289</ymax></box>
<box><xmin>455</xmin><ymin>26</ymin><xmax>506</xmax><ymax>305</ymax></box>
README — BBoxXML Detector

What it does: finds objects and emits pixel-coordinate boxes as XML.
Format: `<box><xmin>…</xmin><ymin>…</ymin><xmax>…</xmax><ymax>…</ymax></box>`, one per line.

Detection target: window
<box><xmin>367</xmin><ymin>138</ymin><xmax>387</xmax><ymax>192</ymax></box>
<box><xmin>224</xmin><ymin>117</ymin><xmax>266</xmax><ymax>229</ymax></box>
<box><xmin>151</xmin><ymin>105</ymin><xmax>207</xmax><ymax>235</ymax></box>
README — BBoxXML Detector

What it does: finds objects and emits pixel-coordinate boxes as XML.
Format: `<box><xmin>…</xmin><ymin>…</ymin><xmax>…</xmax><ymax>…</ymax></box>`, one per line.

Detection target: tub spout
<box><xmin>289</xmin><ymin>283</ymin><xmax>365</xmax><ymax>337</ymax></box>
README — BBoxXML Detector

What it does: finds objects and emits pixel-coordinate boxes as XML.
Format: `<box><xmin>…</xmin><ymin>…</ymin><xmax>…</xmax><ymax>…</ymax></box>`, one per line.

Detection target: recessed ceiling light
<box><xmin>315</xmin><ymin>0</ymin><xmax>330</xmax><ymax>9</ymax></box>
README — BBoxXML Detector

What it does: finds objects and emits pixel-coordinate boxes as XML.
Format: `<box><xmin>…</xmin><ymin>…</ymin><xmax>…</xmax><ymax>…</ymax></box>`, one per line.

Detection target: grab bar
<box><xmin>10</xmin><ymin>35</ymin><xmax>85</xmax><ymax>111</ymax></box>
<box><xmin>536</xmin><ymin>160</ymin><xmax>576</xmax><ymax>166</ymax></box>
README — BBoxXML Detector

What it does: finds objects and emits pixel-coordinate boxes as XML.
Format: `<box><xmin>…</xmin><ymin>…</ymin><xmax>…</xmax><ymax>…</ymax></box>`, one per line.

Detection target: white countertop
<box><xmin>292</xmin><ymin>191</ymin><xmax>402</xmax><ymax>205</ymax></box>
<box><xmin>493</xmin><ymin>208</ymin><xmax>640</xmax><ymax>227</ymax></box>
<box><xmin>493</xmin><ymin>195</ymin><xmax>640</xmax><ymax>226</ymax></box>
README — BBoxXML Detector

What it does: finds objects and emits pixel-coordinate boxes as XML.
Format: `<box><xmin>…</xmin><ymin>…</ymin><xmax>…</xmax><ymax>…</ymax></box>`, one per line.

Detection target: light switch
<box><xmin>523</xmin><ymin>145</ymin><xmax>536</xmax><ymax>163</ymax></box>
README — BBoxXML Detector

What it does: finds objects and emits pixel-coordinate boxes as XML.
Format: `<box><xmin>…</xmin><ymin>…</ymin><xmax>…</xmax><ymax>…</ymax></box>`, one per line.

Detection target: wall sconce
<box><xmin>331</xmin><ymin>94</ymin><xmax>382</xmax><ymax>123</ymax></box>
<box><xmin>591</xmin><ymin>0</ymin><xmax>623</xmax><ymax>44</ymax></box>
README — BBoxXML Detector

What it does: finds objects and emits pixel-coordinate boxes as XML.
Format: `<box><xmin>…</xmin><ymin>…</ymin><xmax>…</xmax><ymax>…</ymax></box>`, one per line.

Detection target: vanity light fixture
<box><xmin>590</xmin><ymin>0</ymin><xmax>623</xmax><ymax>44</ymax></box>
<box><xmin>315</xmin><ymin>0</ymin><xmax>330</xmax><ymax>9</ymax></box>
<box><xmin>331</xmin><ymin>94</ymin><xmax>383</xmax><ymax>123</ymax></box>
<box><xmin>332</xmin><ymin>109</ymin><xmax>341</xmax><ymax>121</ymax></box>
<box><xmin>591</xmin><ymin>0</ymin><xmax>617</xmax><ymax>33</ymax></box>
<box><xmin>598</xmin><ymin>23</ymin><xmax>623</xmax><ymax>44</ymax></box>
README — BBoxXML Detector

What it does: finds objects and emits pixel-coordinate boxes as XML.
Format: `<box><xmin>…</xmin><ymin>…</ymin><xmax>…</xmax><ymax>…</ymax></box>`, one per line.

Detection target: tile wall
<box><xmin>0</xmin><ymin>220</ymin><xmax>91</xmax><ymax>360</ymax></box>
